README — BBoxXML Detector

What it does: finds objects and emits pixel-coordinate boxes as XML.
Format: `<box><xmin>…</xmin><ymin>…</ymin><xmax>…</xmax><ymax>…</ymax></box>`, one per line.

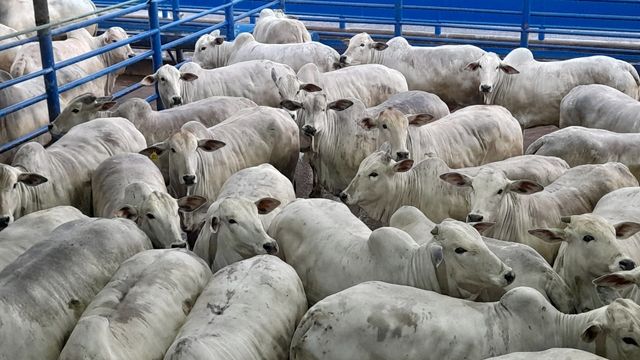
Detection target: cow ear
<box><xmin>407</xmin><ymin>113</ymin><xmax>435</xmax><ymax>127</ymax></box>
<box><xmin>98</xmin><ymin>101</ymin><xmax>117</xmax><ymax>111</ymax></box>
<box><xmin>369</xmin><ymin>42</ymin><xmax>388</xmax><ymax>51</ymax></box>
<box><xmin>140</xmin><ymin>142</ymin><xmax>168</xmax><ymax>157</ymax></box>
<box><xmin>593</xmin><ymin>272</ymin><xmax>638</xmax><ymax>289</ymax></box>
<box><xmin>17</xmin><ymin>173</ymin><xmax>48</xmax><ymax>186</ymax></box>
<box><xmin>178</xmin><ymin>195</ymin><xmax>208</xmax><ymax>213</ymax></box>
<box><xmin>210</xmin><ymin>29</ymin><xmax>221</xmax><ymax>37</ymax></box>
<box><xmin>300</xmin><ymin>83</ymin><xmax>322</xmax><ymax>92</ymax></box>
<box><xmin>499</xmin><ymin>63</ymin><xmax>519</xmax><ymax>75</ymax></box>
<box><xmin>180</xmin><ymin>73</ymin><xmax>198</xmax><ymax>82</ymax></box>
<box><xmin>464</xmin><ymin>61</ymin><xmax>480</xmax><ymax>71</ymax></box>
<box><xmin>140</xmin><ymin>74</ymin><xmax>156</xmax><ymax>86</ymax></box>
<box><xmin>614</xmin><ymin>222</ymin><xmax>640</xmax><ymax>239</ymax></box>
<box><xmin>212</xmin><ymin>37</ymin><xmax>224</xmax><ymax>45</ymax></box>
<box><xmin>255</xmin><ymin>197</ymin><xmax>281</xmax><ymax>215</ymax></box>
<box><xmin>528</xmin><ymin>228</ymin><xmax>566</xmax><ymax>243</ymax></box>
<box><xmin>472</xmin><ymin>222</ymin><xmax>495</xmax><ymax>234</ymax></box>
<box><xmin>114</xmin><ymin>205</ymin><xmax>138</xmax><ymax>221</ymax></box>
<box><xmin>280</xmin><ymin>100</ymin><xmax>302</xmax><ymax>111</ymax></box>
<box><xmin>210</xmin><ymin>217</ymin><xmax>220</xmax><ymax>233</ymax></box>
<box><xmin>198</xmin><ymin>139</ymin><xmax>226</xmax><ymax>152</ymax></box>
<box><xmin>508</xmin><ymin>180</ymin><xmax>543</xmax><ymax>195</ymax></box>
<box><xmin>430</xmin><ymin>244</ymin><xmax>444</xmax><ymax>267</ymax></box>
<box><xmin>328</xmin><ymin>99</ymin><xmax>354</xmax><ymax>111</ymax></box>
<box><xmin>393</xmin><ymin>159</ymin><xmax>413</xmax><ymax>173</ymax></box>
<box><xmin>270</xmin><ymin>68</ymin><xmax>279</xmax><ymax>83</ymax></box>
<box><xmin>359</xmin><ymin>117</ymin><xmax>376</xmax><ymax>130</ymax></box>
<box><xmin>581</xmin><ymin>322</ymin><xmax>604</xmax><ymax>343</ymax></box>
<box><xmin>439</xmin><ymin>172</ymin><xmax>472</xmax><ymax>187</ymax></box>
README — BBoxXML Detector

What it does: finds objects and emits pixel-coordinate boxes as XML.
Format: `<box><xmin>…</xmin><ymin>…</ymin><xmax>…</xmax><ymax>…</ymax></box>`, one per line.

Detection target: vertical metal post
<box><xmin>148</xmin><ymin>0</ymin><xmax>164</xmax><ymax>110</ymax></box>
<box><xmin>33</xmin><ymin>0</ymin><xmax>60</xmax><ymax>122</ymax></box>
<box><xmin>394</xmin><ymin>0</ymin><xmax>403</xmax><ymax>37</ymax></box>
<box><xmin>225</xmin><ymin>1</ymin><xmax>235</xmax><ymax>41</ymax></box>
<box><xmin>339</xmin><ymin>16</ymin><xmax>346</xmax><ymax>30</ymax></box>
<box><xmin>280</xmin><ymin>0</ymin><xmax>286</xmax><ymax>12</ymax></box>
<box><xmin>520</xmin><ymin>0</ymin><xmax>531</xmax><ymax>48</ymax></box>
<box><xmin>170</xmin><ymin>0</ymin><xmax>183</xmax><ymax>62</ymax></box>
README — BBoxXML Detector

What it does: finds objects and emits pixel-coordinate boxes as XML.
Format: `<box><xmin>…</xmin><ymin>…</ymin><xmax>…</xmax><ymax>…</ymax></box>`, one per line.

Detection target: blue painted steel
<box><xmin>148</xmin><ymin>0</ymin><xmax>165</xmax><ymax>110</ymax></box>
<box><xmin>225</xmin><ymin>1</ymin><xmax>236</xmax><ymax>40</ymax></box>
<box><xmin>33</xmin><ymin>0</ymin><xmax>61</xmax><ymax>122</ymax></box>
<box><xmin>394</xmin><ymin>0</ymin><xmax>402</xmax><ymax>37</ymax></box>
<box><xmin>171</xmin><ymin>0</ymin><xmax>184</xmax><ymax>62</ymax></box>
<box><xmin>520</xmin><ymin>0</ymin><xmax>530</xmax><ymax>47</ymax></box>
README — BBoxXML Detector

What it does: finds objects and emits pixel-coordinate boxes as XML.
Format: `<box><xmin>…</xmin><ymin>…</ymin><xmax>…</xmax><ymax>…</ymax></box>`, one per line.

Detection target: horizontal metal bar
<box><xmin>0</xmin><ymin>68</ymin><xmax>51</xmax><ymax>92</ymax></box>
<box><xmin>530</xmin><ymin>11</ymin><xmax>640</xmax><ymax>21</ymax></box>
<box><xmin>159</xmin><ymin>2</ymin><xmax>230</xmax><ymax>30</ymax></box>
<box><xmin>233</xmin><ymin>0</ymin><xmax>280</xmax><ymax>22</ymax></box>
<box><xmin>403</xmin><ymin>5</ymin><xmax>521</xmax><ymax>16</ymax></box>
<box><xmin>0</xmin><ymin>93</ymin><xmax>47</xmax><ymax>119</ymax></box>
<box><xmin>284</xmin><ymin>0</ymin><xmax>392</xmax><ymax>9</ymax></box>
<box><xmin>0</xmin><ymin>126</ymin><xmax>49</xmax><ymax>154</ymax></box>
<box><xmin>161</xmin><ymin>23</ymin><xmax>226</xmax><ymax>50</ymax></box>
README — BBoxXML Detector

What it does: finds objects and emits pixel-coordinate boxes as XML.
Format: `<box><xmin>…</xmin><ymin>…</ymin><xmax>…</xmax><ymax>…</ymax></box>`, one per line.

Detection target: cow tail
<box><xmin>525</xmin><ymin>136</ymin><xmax>545</xmax><ymax>155</ymax></box>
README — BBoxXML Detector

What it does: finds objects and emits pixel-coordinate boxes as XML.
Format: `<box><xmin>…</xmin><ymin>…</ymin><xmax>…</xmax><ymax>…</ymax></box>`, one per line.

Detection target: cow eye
<box><xmin>13</xmin><ymin>183</ymin><xmax>17</xmax><ymax>189</ymax></box>
<box><xmin>497</xmin><ymin>189</ymin><xmax>503</xmax><ymax>195</ymax></box>
<box><xmin>623</xmin><ymin>337</ymin><xmax>639</xmax><ymax>346</ymax></box>
<box><xmin>382</xmin><ymin>124</ymin><xmax>388</xmax><ymax>129</ymax></box>
<box><xmin>111</xmin><ymin>39</ymin><xmax>117</xmax><ymax>43</ymax></box>
<box><xmin>160</xmin><ymin>77</ymin><xmax>166</xmax><ymax>82</ymax></box>
<box><xmin>228</xmin><ymin>219</ymin><xmax>237</xmax><ymax>224</ymax></box>
<box><xmin>583</xmin><ymin>235</ymin><xmax>595</xmax><ymax>242</ymax></box>
<box><xmin>455</xmin><ymin>247</ymin><xmax>467</xmax><ymax>254</ymax></box>
<box><xmin>200</xmin><ymin>46</ymin><xmax>206</xmax><ymax>51</ymax></box>
<box><xmin>72</xmin><ymin>108</ymin><xmax>80</xmax><ymax>113</ymax></box>
<box><xmin>369</xmin><ymin>172</ymin><xmax>378</xmax><ymax>178</ymax></box>
<box><xmin>360</xmin><ymin>43</ymin><xmax>365</xmax><ymax>47</ymax></box>
<box><xmin>171</xmin><ymin>148</ymin><xmax>176</xmax><ymax>153</ymax></box>
<box><xmin>146</xmin><ymin>214</ymin><xmax>155</xmax><ymax>220</ymax></box>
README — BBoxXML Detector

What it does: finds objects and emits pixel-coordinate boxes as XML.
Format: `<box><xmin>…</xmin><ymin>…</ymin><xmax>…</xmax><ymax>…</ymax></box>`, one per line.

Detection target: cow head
<box><xmin>359</xmin><ymin>107</ymin><xmax>435</xmax><ymax>161</ymax></box>
<box><xmin>340</xmin><ymin>32</ymin><xmax>388</xmax><ymax>66</ymax></box>
<box><xmin>0</xmin><ymin>164</ymin><xmax>47</xmax><ymax>229</ymax></box>
<box><xmin>272</xmin><ymin>68</ymin><xmax>322</xmax><ymax>104</ymax></box>
<box><xmin>440</xmin><ymin>167</ymin><xmax>543</xmax><ymax>224</ymax></box>
<box><xmin>140</xmin><ymin>129</ymin><xmax>225</xmax><ymax>188</ymax></box>
<box><xmin>464</xmin><ymin>52</ymin><xmax>519</xmax><ymax>103</ymax></box>
<box><xmin>579</xmin><ymin>298</ymin><xmax>640</xmax><ymax>360</ymax></box>
<box><xmin>50</xmin><ymin>93</ymin><xmax>117</xmax><ymax>137</ymax></box>
<box><xmin>198</xmin><ymin>197</ymin><xmax>281</xmax><ymax>270</ymax></box>
<box><xmin>430</xmin><ymin>219</ymin><xmax>515</xmax><ymax>292</ymax></box>
<box><xmin>280</xmin><ymin>92</ymin><xmax>353</xmax><ymax>141</ymax></box>
<box><xmin>192</xmin><ymin>30</ymin><xmax>230</xmax><ymax>68</ymax></box>
<box><xmin>340</xmin><ymin>150</ymin><xmax>413</xmax><ymax>206</ymax></box>
<box><xmin>101</xmin><ymin>27</ymin><xmax>135</xmax><ymax>66</ymax></box>
<box><xmin>140</xmin><ymin>64</ymin><xmax>198</xmax><ymax>108</ymax></box>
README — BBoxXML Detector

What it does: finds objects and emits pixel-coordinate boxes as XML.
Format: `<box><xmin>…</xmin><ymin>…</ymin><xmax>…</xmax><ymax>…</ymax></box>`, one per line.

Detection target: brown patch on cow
<box><xmin>366</xmin><ymin>306</ymin><xmax>418</xmax><ymax>341</ymax></box>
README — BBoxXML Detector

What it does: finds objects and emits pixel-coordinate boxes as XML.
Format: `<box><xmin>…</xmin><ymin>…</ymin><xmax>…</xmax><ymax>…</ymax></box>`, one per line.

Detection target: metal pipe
<box><xmin>520</xmin><ymin>0</ymin><xmax>531</xmax><ymax>48</ymax></box>
<box><xmin>225</xmin><ymin>1</ymin><xmax>235</xmax><ymax>40</ymax></box>
<box><xmin>33</xmin><ymin>0</ymin><xmax>61</xmax><ymax>122</ymax></box>
<box><xmin>394</xmin><ymin>0</ymin><xmax>403</xmax><ymax>37</ymax></box>
<box><xmin>170</xmin><ymin>0</ymin><xmax>184</xmax><ymax>62</ymax></box>
<box><xmin>148</xmin><ymin>0</ymin><xmax>165</xmax><ymax>110</ymax></box>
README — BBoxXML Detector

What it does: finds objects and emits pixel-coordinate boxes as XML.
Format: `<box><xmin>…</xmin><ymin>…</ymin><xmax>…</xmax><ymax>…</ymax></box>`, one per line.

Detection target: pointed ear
<box><xmin>114</xmin><ymin>205</ymin><xmax>138</xmax><ymax>221</ymax></box>
<box><xmin>328</xmin><ymin>99</ymin><xmax>353</xmax><ymax>111</ymax></box>
<box><xmin>198</xmin><ymin>139</ymin><xmax>226</xmax><ymax>152</ymax></box>
<box><xmin>210</xmin><ymin>29</ymin><xmax>221</xmax><ymax>37</ymax></box>
<box><xmin>140</xmin><ymin>74</ymin><xmax>156</xmax><ymax>86</ymax></box>
<box><xmin>472</xmin><ymin>222</ymin><xmax>495</xmax><ymax>234</ymax></box>
<box><xmin>464</xmin><ymin>61</ymin><xmax>480</xmax><ymax>71</ymax></box>
<box><xmin>393</xmin><ymin>159</ymin><xmax>413</xmax><ymax>173</ymax></box>
<box><xmin>581</xmin><ymin>322</ymin><xmax>604</xmax><ymax>343</ymax></box>
<box><xmin>99</xmin><ymin>101</ymin><xmax>117</xmax><ymax>111</ymax></box>
<box><xmin>255</xmin><ymin>197</ymin><xmax>281</xmax><ymax>215</ymax></box>
<box><xmin>270</xmin><ymin>68</ymin><xmax>278</xmax><ymax>83</ymax></box>
<box><xmin>140</xmin><ymin>142</ymin><xmax>168</xmax><ymax>157</ymax></box>
<box><xmin>439</xmin><ymin>172</ymin><xmax>472</xmax><ymax>187</ymax></box>
<box><xmin>178</xmin><ymin>195</ymin><xmax>208</xmax><ymax>212</ymax></box>
<box><xmin>210</xmin><ymin>217</ymin><xmax>220</xmax><ymax>233</ymax></box>
<box><xmin>430</xmin><ymin>244</ymin><xmax>444</xmax><ymax>267</ymax></box>
<box><xmin>528</xmin><ymin>228</ymin><xmax>566</xmax><ymax>243</ymax></box>
<box><xmin>407</xmin><ymin>114</ymin><xmax>435</xmax><ymax>126</ymax></box>
<box><xmin>359</xmin><ymin>117</ymin><xmax>376</xmax><ymax>130</ymax></box>
<box><xmin>593</xmin><ymin>272</ymin><xmax>638</xmax><ymax>289</ymax></box>
<box><xmin>17</xmin><ymin>173</ymin><xmax>48</xmax><ymax>186</ymax></box>
<box><xmin>369</xmin><ymin>42</ymin><xmax>388</xmax><ymax>51</ymax></box>
<box><xmin>180</xmin><ymin>73</ymin><xmax>198</xmax><ymax>82</ymax></box>
<box><xmin>614</xmin><ymin>222</ymin><xmax>640</xmax><ymax>239</ymax></box>
<box><xmin>300</xmin><ymin>83</ymin><xmax>322</xmax><ymax>92</ymax></box>
<box><xmin>508</xmin><ymin>180</ymin><xmax>543</xmax><ymax>195</ymax></box>
<box><xmin>280</xmin><ymin>100</ymin><xmax>302</xmax><ymax>111</ymax></box>
<box><xmin>499</xmin><ymin>63</ymin><xmax>519</xmax><ymax>74</ymax></box>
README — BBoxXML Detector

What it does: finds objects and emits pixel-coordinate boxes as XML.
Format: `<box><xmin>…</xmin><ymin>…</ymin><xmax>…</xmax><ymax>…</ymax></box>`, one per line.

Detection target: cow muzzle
<box><xmin>503</xmin><ymin>270</ymin><xmax>516</xmax><ymax>285</ymax></box>
<box><xmin>467</xmin><ymin>213</ymin><xmax>484</xmax><ymax>223</ymax></box>
<box><xmin>182</xmin><ymin>175</ymin><xmax>196</xmax><ymax>186</ymax></box>
<box><xmin>0</xmin><ymin>216</ymin><xmax>11</xmax><ymax>230</ymax></box>
<box><xmin>172</xmin><ymin>96</ymin><xmax>183</xmax><ymax>107</ymax></box>
<box><xmin>480</xmin><ymin>84</ymin><xmax>492</xmax><ymax>93</ymax></box>
<box><xmin>339</xmin><ymin>55</ymin><xmax>348</xmax><ymax>64</ymax></box>
<box><xmin>170</xmin><ymin>241</ymin><xmax>187</xmax><ymax>249</ymax></box>
<box><xmin>302</xmin><ymin>125</ymin><xmax>317</xmax><ymax>136</ymax></box>
<box><xmin>339</xmin><ymin>191</ymin><xmax>349</xmax><ymax>204</ymax></box>
<box><xmin>262</xmin><ymin>241</ymin><xmax>279</xmax><ymax>255</ymax></box>
<box><xmin>619</xmin><ymin>259</ymin><xmax>636</xmax><ymax>271</ymax></box>
<box><xmin>395</xmin><ymin>151</ymin><xmax>409</xmax><ymax>161</ymax></box>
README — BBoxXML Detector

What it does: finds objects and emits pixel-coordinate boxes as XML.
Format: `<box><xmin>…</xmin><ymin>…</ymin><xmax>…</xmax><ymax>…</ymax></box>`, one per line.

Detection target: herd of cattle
<box><xmin>3</xmin><ymin>3</ymin><xmax>640</xmax><ymax>359</ymax></box>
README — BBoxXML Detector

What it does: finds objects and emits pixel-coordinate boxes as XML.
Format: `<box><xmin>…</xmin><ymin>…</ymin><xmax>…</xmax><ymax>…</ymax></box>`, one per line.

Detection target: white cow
<box><xmin>0</xmin><ymin>206</ymin><xmax>86</xmax><ymax>271</ymax></box>
<box><xmin>390</xmin><ymin>206</ymin><xmax>576</xmax><ymax>313</ymax></box>
<box><xmin>593</xmin><ymin>187</ymin><xmax>640</xmax><ymax>263</ymax></box>
<box><xmin>253</xmin><ymin>8</ymin><xmax>311</xmax><ymax>44</ymax></box>
<box><xmin>164</xmin><ymin>255</ymin><xmax>307</xmax><ymax>360</ymax></box>
<box><xmin>342</xmin><ymin>151</ymin><xmax>569</xmax><ymax>224</ymax></box>
<box><xmin>560</xmin><ymin>84</ymin><xmax>640</xmax><ymax>133</ymax></box>
<box><xmin>0</xmin><ymin>117</ymin><xmax>146</xmax><ymax>226</ymax></box>
<box><xmin>140</xmin><ymin>107</ymin><xmax>298</xmax><ymax>200</ymax></box>
<box><xmin>487</xmin><ymin>349</ymin><xmax>607</xmax><ymax>360</ymax></box>
<box><xmin>141</xmin><ymin>61</ymin><xmax>295</xmax><ymax>108</ymax></box>
<box><xmin>0</xmin><ymin>24</ymin><xmax>23</xmax><ymax>72</ymax></box>
<box><xmin>11</xmin><ymin>27</ymin><xmax>135</xmax><ymax>100</ymax></box>
<box><xmin>441</xmin><ymin>163</ymin><xmax>639</xmax><ymax>263</ymax></box>
<box><xmin>193</xmin><ymin>31</ymin><xmax>338</xmax><ymax>72</ymax></box>
<box><xmin>92</xmin><ymin>153</ymin><xmax>207</xmax><ymax>249</ymax></box>
<box><xmin>50</xmin><ymin>93</ymin><xmax>257</xmax><ymax>144</ymax></box>
<box><xmin>268</xmin><ymin>198</ymin><xmax>514</xmax><ymax>304</ymax></box>
<box><xmin>59</xmin><ymin>249</ymin><xmax>211</xmax><ymax>360</ymax></box>
<box><xmin>0</xmin><ymin>0</ymin><xmax>97</xmax><ymax>35</ymax></box>
<box><xmin>291</xmin><ymin>284</ymin><xmax>640</xmax><ymax>360</ymax></box>
<box><xmin>340</xmin><ymin>32</ymin><xmax>486</xmax><ymax>107</ymax></box>
<box><xmin>529</xmin><ymin>213</ymin><xmax>639</xmax><ymax>313</ymax></box>
<box><xmin>192</xmin><ymin>164</ymin><xmax>295</xmax><ymax>271</ymax></box>
<box><xmin>466</xmin><ymin>48</ymin><xmax>640</xmax><ymax>128</ymax></box>
<box><xmin>527</xmin><ymin>126</ymin><xmax>640</xmax><ymax>180</ymax></box>
<box><xmin>363</xmin><ymin>90</ymin><xmax>449</xmax><ymax>122</ymax></box>
<box><xmin>359</xmin><ymin>105</ymin><xmax>523</xmax><ymax>162</ymax></box>
<box><xmin>0</xmin><ymin>217</ymin><xmax>151</xmax><ymax>360</ymax></box>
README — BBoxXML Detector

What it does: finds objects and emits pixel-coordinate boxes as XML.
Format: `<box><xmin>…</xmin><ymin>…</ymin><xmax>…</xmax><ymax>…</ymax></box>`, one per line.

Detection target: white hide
<box><xmin>253</xmin><ymin>9</ymin><xmax>311</xmax><ymax>44</ymax></box>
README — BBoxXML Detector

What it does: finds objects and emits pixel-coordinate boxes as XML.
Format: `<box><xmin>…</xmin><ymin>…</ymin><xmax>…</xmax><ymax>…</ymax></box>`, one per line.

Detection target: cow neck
<box><xmin>376</xmin><ymin>169</ymin><xmax>420</xmax><ymax>224</ymax></box>
<box><xmin>213</xmin><ymin>238</ymin><xmax>244</xmax><ymax>272</ymax></box>
<box><xmin>88</xmin><ymin>35</ymin><xmax>119</xmax><ymax>96</ymax></box>
<box><xmin>555</xmin><ymin>307</ymin><xmax>607</xmax><ymax>354</ymax></box>
<box><xmin>488</xmin><ymin>192</ymin><xmax>525</xmax><ymax>245</ymax></box>
<box><xmin>370</xmin><ymin>46</ymin><xmax>387</xmax><ymax>66</ymax></box>
<box><xmin>408</xmin><ymin>244</ymin><xmax>440</xmax><ymax>292</ymax></box>
<box><xmin>484</xmin><ymin>74</ymin><xmax>509</xmax><ymax>105</ymax></box>
<box><xmin>12</xmin><ymin>166</ymin><xmax>37</xmax><ymax>218</ymax></box>
<box><xmin>215</xmin><ymin>42</ymin><xmax>235</xmax><ymax>68</ymax></box>
<box><xmin>554</xmin><ymin>243</ymin><xmax>602</xmax><ymax>313</ymax></box>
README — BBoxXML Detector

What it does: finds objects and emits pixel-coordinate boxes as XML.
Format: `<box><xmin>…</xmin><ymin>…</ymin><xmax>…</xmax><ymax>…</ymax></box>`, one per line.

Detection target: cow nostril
<box><xmin>0</xmin><ymin>216</ymin><xmax>10</xmax><ymax>228</ymax></box>
<box><xmin>504</xmin><ymin>271</ymin><xmax>516</xmax><ymax>284</ymax></box>
<box><xmin>480</xmin><ymin>85</ymin><xmax>492</xmax><ymax>93</ymax></box>
<box><xmin>396</xmin><ymin>152</ymin><xmax>409</xmax><ymax>160</ymax></box>
<box><xmin>339</xmin><ymin>192</ymin><xmax>348</xmax><ymax>203</ymax></box>
<box><xmin>172</xmin><ymin>96</ymin><xmax>182</xmax><ymax>105</ymax></box>
<box><xmin>302</xmin><ymin>125</ymin><xmax>316</xmax><ymax>136</ymax></box>
<box><xmin>171</xmin><ymin>242</ymin><xmax>187</xmax><ymax>248</ymax></box>
<box><xmin>619</xmin><ymin>259</ymin><xmax>636</xmax><ymax>271</ymax></box>
<box><xmin>467</xmin><ymin>214</ymin><xmax>483</xmax><ymax>223</ymax></box>
<box><xmin>128</xmin><ymin>53</ymin><xmax>135</xmax><ymax>59</ymax></box>
<box><xmin>339</xmin><ymin>55</ymin><xmax>347</xmax><ymax>63</ymax></box>
<box><xmin>183</xmin><ymin>175</ymin><xmax>196</xmax><ymax>185</ymax></box>
<box><xmin>263</xmin><ymin>242</ymin><xmax>278</xmax><ymax>255</ymax></box>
